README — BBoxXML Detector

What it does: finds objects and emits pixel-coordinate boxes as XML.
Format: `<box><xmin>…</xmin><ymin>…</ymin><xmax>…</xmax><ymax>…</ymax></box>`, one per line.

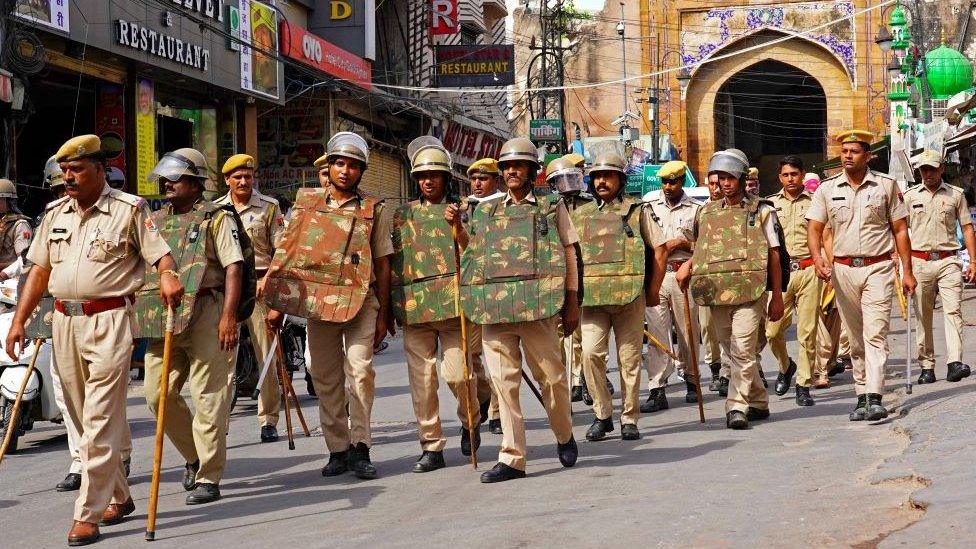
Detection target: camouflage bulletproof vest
<box><xmin>263</xmin><ymin>188</ymin><xmax>379</xmax><ymax>322</ymax></box>
<box><xmin>461</xmin><ymin>192</ymin><xmax>565</xmax><ymax>324</ymax></box>
<box><xmin>571</xmin><ymin>197</ymin><xmax>645</xmax><ymax>307</ymax></box>
<box><xmin>391</xmin><ymin>200</ymin><xmax>459</xmax><ymax>325</ymax></box>
<box><xmin>0</xmin><ymin>214</ymin><xmax>30</xmax><ymax>271</ymax></box>
<box><xmin>690</xmin><ymin>198</ymin><xmax>768</xmax><ymax>306</ymax></box>
<box><xmin>134</xmin><ymin>201</ymin><xmax>221</xmax><ymax>338</ymax></box>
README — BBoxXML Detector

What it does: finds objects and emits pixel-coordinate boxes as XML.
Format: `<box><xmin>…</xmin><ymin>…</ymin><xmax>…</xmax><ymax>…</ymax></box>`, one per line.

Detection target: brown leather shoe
<box><xmin>813</xmin><ymin>375</ymin><xmax>830</xmax><ymax>389</ymax></box>
<box><xmin>100</xmin><ymin>497</ymin><xmax>135</xmax><ymax>526</ymax></box>
<box><xmin>67</xmin><ymin>521</ymin><xmax>100</xmax><ymax>546</ymax></box>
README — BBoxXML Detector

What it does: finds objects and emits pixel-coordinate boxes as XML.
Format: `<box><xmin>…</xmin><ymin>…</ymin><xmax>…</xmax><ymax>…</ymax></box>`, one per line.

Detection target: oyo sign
<box><xmin>302</xmin><ymin>35</ymin><xmax>322</xmax><ymax>63</ymax></box>
<box><xmin>280</xmin><ymin>20</ymin><xmax>371</xmax><ymax>90</ymax></box>
<box><xmin>431</xmin><ymin>0</ymin><xmax>458</xmax><ymax>35</ymax></box>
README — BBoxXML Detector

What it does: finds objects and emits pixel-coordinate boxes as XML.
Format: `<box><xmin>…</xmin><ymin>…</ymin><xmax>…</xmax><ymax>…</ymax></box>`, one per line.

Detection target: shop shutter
<box><xmin>360</xmin><ymin>149</ymin><xmax>406</xmax><ymax>205</ymax></box>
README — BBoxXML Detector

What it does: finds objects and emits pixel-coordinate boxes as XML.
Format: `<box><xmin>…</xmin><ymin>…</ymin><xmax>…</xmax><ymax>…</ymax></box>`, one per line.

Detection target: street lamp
<box><xmin>677</xmin><ymin>68</ymin><xmax>691</xmax><ymax>92</ymax></box>
<box><xmin>874</xmin><ymin>26</ymin><xmax>893</xmax><ymax>53</ymax></box>
<box><xmin>887</xmin><ymin>57</ymin><xmax>902</xmax><ymax>79</ymax></box>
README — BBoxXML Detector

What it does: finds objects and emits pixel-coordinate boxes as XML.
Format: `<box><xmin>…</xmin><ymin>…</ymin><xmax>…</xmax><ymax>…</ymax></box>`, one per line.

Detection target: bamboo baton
<box><xmin>274</xmin><ymin>335</ymin><xmax>296</xmax><ymax>451</ymax></box>
<box><xmin>682</xmin><ymin>288</ymin><xmax>706</xmax><ymax>423</ymax></box>
<box><xmin>643</xmin><ymin>330</ymin><xmax>680</xmax><ymax>361</ymax></box>
<box><xmin>146</xmin><ymin>306</ymin><xmax>175</xmax><ymax>541</ymax></box>
<box><xmin>0</xmin><ymin>338</ymin><xmax>45</xmax><ymax>466</ymax></box>
<box><xmin>895</xmin><ymin>265</ymin><xmax>908</xmax><ymax>321</ymax></box>
<box><xmin>452</xmin><ymin>224</ymin><xmax>479</xmax><ymax>469</ymax></box>
<box><xmin>906</xmin><ymin>291</ymin><xmax>914</xmax><ymax>395</ymax></box>
<box><xmin>274</xmin><ymin>332</ymin><xmax>310</xmax><ymax>437</ymax></box>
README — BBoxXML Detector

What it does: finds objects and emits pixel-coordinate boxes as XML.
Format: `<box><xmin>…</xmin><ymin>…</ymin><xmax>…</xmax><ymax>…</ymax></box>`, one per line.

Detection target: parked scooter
<box><xmin>0</xmin><ymin>280</ymin><xmax>59</xmax><ymax>453</ymax></box>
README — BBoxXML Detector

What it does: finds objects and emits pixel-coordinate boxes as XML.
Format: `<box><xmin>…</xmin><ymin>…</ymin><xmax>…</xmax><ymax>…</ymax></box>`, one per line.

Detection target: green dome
<box><xmin>925</xmin><ymin>44</ymin><xmax>973</xmax><ymax>99</ymax></box>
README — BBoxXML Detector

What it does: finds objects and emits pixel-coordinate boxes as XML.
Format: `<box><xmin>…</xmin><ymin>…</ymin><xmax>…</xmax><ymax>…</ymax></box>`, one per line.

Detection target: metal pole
<box><xmin>620</xmin><ymin>2</ymin><xmax>627</xmax><ymax>118</ymax></box>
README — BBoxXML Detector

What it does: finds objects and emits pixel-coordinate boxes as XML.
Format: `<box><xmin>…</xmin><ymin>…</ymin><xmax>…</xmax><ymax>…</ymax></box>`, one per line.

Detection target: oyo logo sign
<box><xmin>302</xmin><ymin>35</ymin><xmax>322</xmax><ymax>63</ymax></box>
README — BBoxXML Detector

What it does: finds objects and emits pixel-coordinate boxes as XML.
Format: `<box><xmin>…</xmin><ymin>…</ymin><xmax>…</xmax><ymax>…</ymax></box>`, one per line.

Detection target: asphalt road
<box><xmin>3</xmin><ymin>298</ymin><xmax>975</xmax><ymax>548</ymax></box>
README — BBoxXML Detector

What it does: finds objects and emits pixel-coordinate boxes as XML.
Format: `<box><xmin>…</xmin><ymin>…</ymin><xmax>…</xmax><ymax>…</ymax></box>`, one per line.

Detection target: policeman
<box><xmin>6</xmin><ymin>135</ymin><xmax>182</xmax><ymax>546</ymax></box>
<box><xmin>573</xmin><ymin>153</ymin><xmax>654</xmax><ymax>441</ymax></box>
<box><xmin>905</xmin><ymin>149</ymin><xmax>976</xmax><ymax>383</ymax></box>
<box><xmin>456</xmin><ymin>137</ymin><xmax>578</xmax><ymax>482</ymax></box>
<box><xmin>467</xmin><ymin>158</ymin><xmax>506</xmax><ymax>201</ymax></box>
<box><xmin>0</xmin><ymin>178</ymin><xmax>32</xmax><ymax>275</ymax></box>
<box><xmin>139</xmin><ymin>148</ymin><xmax>245</xmax><ymax>505</ymax></box>
<box><xmin>762</xmin><ymin>155</ymin><xmax>820</xmax><ymax>406</ymax></box>
<box><xmin>806</xmin><ymin>130</ymin><xmax>915</xmax><ymax>422</ymax></box>
<box><xmin>263</xmin><ymin>132</ymin><xmax>393</xmax><ymax>480</ymax></box>
<box><xmin>700</xmin><ymin>172</ymin><xmax>729</xmax><ymax>393</ymax></box>
<box><xmin>394</xmin><ymin>138</ymin><xmax>485</xmax><ymax>472</ymax></box>
<box><xmin>216</xmin><ymin>153</ymin><xmax>284</xmax><ymax>443</ymax></box>
<box><xmin>643</xmin><ymin>160</ymin><xmax>702</xmax><ymax>411</ymax></box>
<box><xmin>676</xmin><ymin>149</ymin><xmax>784</xmax><ymax>429</ymax></box>
<box><xmin>745</xmin><ymin>167</ymin><xmax>761</xmax><ymax>197</ymax></box>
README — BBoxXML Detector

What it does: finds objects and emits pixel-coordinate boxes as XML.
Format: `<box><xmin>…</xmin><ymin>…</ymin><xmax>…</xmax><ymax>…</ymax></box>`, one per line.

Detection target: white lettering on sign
<box><xmin>431</xmin><ymin>0</ymin><xmax>456</xmax><ymax>30</ymax></box>
<box><xmin>302</xmin><ymin>35</ymin><xmax>322</xmax><ymax>63</ymax></box>
<box><xmin>116</xmin><ymin>19</ymin><xmax>211</xmax><ymax>71</ymax></box>
<box><xmin>172</xmin><ymin>0</ymin><xmax>224</xmax><ymax>22</ymax></box>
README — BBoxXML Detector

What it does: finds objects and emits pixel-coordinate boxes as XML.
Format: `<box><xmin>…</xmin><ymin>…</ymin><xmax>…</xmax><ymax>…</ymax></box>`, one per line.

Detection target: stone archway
<box><xmin>685</xmin><ymin>30</ymin><xmax>861</xmax><ymax>182</ymax></box>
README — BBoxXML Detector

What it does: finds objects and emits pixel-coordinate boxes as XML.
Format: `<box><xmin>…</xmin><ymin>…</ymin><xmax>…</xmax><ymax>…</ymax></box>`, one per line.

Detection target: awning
<box><xmin>945</xmin><ymin>124</ymin><xmax>976</xmax><ymax>153</ymax></box>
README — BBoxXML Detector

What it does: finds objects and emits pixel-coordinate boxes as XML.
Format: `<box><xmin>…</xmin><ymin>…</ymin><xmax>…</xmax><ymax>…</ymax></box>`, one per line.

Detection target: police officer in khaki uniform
<box><xmin>763</xmin><ymin>156</ymin><xmax>820</xmax><ymax>406</ymax></box>
<box><xmin>905</xmin><ymin>149</ymin><xmax>976</xmax><ymax>383</ymax></box>
<box><xmin>142</xmin><ymin>148</ymin><xmax>244</xmax><ymax>505</ymax></box>
<box><xmin>215</xmin><ymin>154</ymin><xmax>284</xmax><ymax>443</ymax></box>
<box><xmin>0</xmin><ymin>178</ymin><xmax>33</xmax><ymax>274</ymax></box>
<box><xmin>643</xmin><ymin>160</ymin><xmax>702</xmax><ymax>411</ymax></box>
<box><xmin>676</xmin><ymin>149</ymin><xmax>783</xmax><ymax>430</ymax></box>
<box><xmin>6</xmin><ymin>135</ymin><xmax>182</xmax><ymax>546</ymax></box>
<box><xmin>455</xmin><ymin>137</ymin><xmax>579</xmax><ymax>483</ymax></box>
<box><xmin>807</xmin><ymin>130</ymin><xmax>915</xmax><ymax>422</ymax></box>
<box><xmin>264</xmin><ymin>132</ymin><xmax>393</xmax><ymax>480</ymax></box>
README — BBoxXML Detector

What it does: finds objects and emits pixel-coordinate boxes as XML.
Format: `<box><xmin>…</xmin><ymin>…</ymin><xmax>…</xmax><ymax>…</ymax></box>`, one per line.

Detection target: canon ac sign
<box><xmin>302</xmin><ymin>35</ymin><xmax>322</xmax><ymax>63</ymax></box>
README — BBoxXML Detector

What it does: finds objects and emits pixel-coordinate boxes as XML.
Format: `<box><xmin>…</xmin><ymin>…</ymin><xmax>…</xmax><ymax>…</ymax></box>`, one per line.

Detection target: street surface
<box><xmin>3</xmin><ymin>295</ymin><xmax>976</xmax><ymax>548</ymax></box>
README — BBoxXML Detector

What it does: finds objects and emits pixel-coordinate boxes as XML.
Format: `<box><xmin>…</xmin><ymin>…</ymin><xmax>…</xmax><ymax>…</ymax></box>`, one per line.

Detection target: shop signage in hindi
<box><xmin>435</xmin><ymin>45</ymin><xmax>515</xmax><ymax>87</ymax></box>
<box><xmin>240</xmin><ymin>0</ymin><xmax>281</xmax><ymax>100</ymax></box>
<box><xmin>14</xmin><ymin>0</ymin><xmax>70</xmax><ymax>33</ymax></box>
<box><xmin>135</xmin><ymin>78</ymin><xmax>158</xmax><ymax>197</ymax></box>
<box><xmin>529</xmin><ymin>119</ymin><xmax>564</xmax><ymax>142</ymax></box>
<box><xmin>279</xmin><ymin>21</ymin><xmax>372</xmax><ymax>90</ymax></box>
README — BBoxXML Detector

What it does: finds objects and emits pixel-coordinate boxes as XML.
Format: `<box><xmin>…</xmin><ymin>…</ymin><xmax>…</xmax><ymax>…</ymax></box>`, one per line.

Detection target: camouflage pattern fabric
<box><xmin>690</xmin><ymin>198</ymin><xmax>767</xmax><ymax>306</ymax></box>
<box><xmin>571</xmin><ymin>196</ymin><xmax>645</xmax><ymax>307</ymax></box>
<box><xmin>24</xmin><ymin>296</ymin><xmax>54</xmax><ymax>340</ymax></box>
<box><xmin>391</xmin><ymin>200</ymin><xmax>459</xmax><ymax>325</ymax></box>
<box><xmin>134</xmin><ymin>201</ymin><xmax>219</xmax><ymax>338</ymax></box>
<box><xmin>263</xmin><ymin>188</ymin><xmax>379</xmax><ymax>322</ymax></box>
<box><xmin>461</xmin><ymin>192</ymin><xmax>565</xmax><ymax>324</ymax></box>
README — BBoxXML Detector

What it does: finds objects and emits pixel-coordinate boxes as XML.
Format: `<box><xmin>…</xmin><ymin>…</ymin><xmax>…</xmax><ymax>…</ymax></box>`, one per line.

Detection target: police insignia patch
<box><xmin>144</xmin><ymin>218</ymin><xmax>157</xmax><ymax>232</ymax></box>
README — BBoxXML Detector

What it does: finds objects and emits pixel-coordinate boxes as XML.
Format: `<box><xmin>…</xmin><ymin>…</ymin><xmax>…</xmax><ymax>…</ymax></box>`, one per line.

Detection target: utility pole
<box><xmin>613</xmin><ymin>3</ymin><xmax>637</xmax><ymax>149</ymax></box>
<box><xmin>527</xmin><ymin>0</ymin><xmax>569</xmax><ymax>154</ymax></box>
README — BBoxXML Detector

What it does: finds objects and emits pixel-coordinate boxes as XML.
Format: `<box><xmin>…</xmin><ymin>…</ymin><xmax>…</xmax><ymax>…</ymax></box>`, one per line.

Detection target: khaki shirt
<box><xmin>215</xmin><ymin>190</ymin><xmax>283</xmax><ymax>271</ymax></box>
<box><xmin>159</xmin><ymin>202</ymin><xmax>244</xmax><ymax>291</ymax></box>
<box><xmin>806</xmin><ymin>170</ymin><xmax>908</xmax><ymax>257</ymax></box>
<box><xmin>27</xmin><ymin>184</ymin><xmax>171</xmax><ymax>300</ymax></box>
<box><xmin>768</xmin><ymin>190</ymin><xmax>813</xmax><ymax>259</ymax></box>
<box><xmin>904</xmin><ymin>182</ymin><xmax>970</xmax><ymax>251</ymax></box>
<box><xmin>647</xmin><ymin>192</ymin><xmax>701</xmax><ymax>261</ymax></box>
<box><xmin>501</xmin><ymin>190</ymin><xmax>579</xmax><ymax>247</ymax></box>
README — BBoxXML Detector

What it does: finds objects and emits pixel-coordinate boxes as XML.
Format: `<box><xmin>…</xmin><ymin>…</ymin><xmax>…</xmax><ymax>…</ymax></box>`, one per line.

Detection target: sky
<box><xmin>505</xmin><ymin>0</ymin><xmax>606</xmax><ymax>12</ymax></box>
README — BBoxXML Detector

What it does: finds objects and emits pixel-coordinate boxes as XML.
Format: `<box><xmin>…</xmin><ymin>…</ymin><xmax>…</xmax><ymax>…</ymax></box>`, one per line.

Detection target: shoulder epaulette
<box><xmin>108</xmin><ymin>189</ymin><xmax>146</xmax><ymax>208</ymax></box>
<box><xmin>255</xmin><ymin>193</ymin><xmax>280</xmax><ymax>207</ymax></box>
<box><xmin>45</xmin><ymin>196</ymin><xmax>70</xmax><ymax>210</ymax></box>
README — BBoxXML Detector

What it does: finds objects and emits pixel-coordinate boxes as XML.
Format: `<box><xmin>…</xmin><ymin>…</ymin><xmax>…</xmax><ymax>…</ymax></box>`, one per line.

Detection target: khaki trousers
<box><xmin>306</xmin><ymin>292</ymin><xmax>379</xmax><ymax>452</ymax></box>
<box><xmin>144</xmin><ymin>294</ymin><xmax>236</xmax><ymax>485</ymax></box>
<box><xmin>469</xmin><ymin>324</ymin><xmax>499</xmax><ymax>421</ymax></box>
<box><xmin>710</xmin><ymin>298</ymin><xmax>769</xmax><ymax>413</ymax></box>
<box><xmin>911</xmin><ymin>257</ymin><xmax>964</xmax><ymax>369</ymax></box>
<box><xmin>581</xmin><ymin>296</ymin><xmax>644</xmax><ymax>424</ymax></box>
<box><xmin>832</xmin><ymin>261</ymin><xmax>894</xmax><ymax>395</ymax></box>
<box><xmin>764</xmin><ymin>266</ymin><xmax>821</xmax><ymax>387</ymax></box>
<box><xmin>646</xmin><ymin>272</ymin><xmax>699</xmax><ymax>389</ymax></box>
<box><xmin>52</xmin><ymin>307</ymin><xmax>134</xmax><ymax>524</ymax></box>
<box><xmin>403</xmin><ymin>318</ymin><xmax>481</xmax><ymax>451</ymax></box>
<box><xmin>483</xmin><ymin>315</ymin><xmax>573</xmax><ymax>471</ymax></box>
<box><xmin>50</xmin><ymin>354</ymin><xmax>83</xmax><ymax>475</ymax></box>
<box><xmin>815</xmin><ymin>307</ymin><xmax>840</xmax><ymax>378</ymax></box>
<box><xmin>245</xmin><ymin>301</ymin><xmax>279</xmax><ymax>427</ymax></box>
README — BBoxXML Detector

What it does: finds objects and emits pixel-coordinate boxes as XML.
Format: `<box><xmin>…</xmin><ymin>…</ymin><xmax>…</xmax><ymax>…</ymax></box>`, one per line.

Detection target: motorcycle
<box><xmin>0</xmin><ymin>280</ymin><xmax>59</xmax><ymax>454</ymax></box>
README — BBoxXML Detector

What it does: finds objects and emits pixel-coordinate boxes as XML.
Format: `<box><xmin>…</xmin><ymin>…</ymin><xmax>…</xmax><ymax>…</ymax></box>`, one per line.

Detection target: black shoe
<box><xmin>123</xmin><ymin>457</ymin><xmax>130</xmax><ymax>478</ymax></box>
<box><xmin>606</xmin><ymin>380</ymin><xmax>615</xmax><ymax>395</ymax></box>
<box><xmin>305</xmin><ymin>372</ymin><xmax>317</xmax><ymax>397</ymax></box>
<box><xmin>726</xmin><ymin>410</ymin><xmax>748</xmax><ymax>430</ymax></box>
<box><xmin>460</xmin><ymin>426</ymin><xmax>481</xmax><ymax>456</ymax></box>
<box><xmin>946</xmin><ymin>362</ymin><xmax>972</xmax><ymax>382</ymax></box>
<box><xmin>581</xmin><ymin>383</ymin><xmax>594</xmax><ymax>406</ymax></box>
<box><xmin>479</xmin><ymin>399</ymin><xmax>491</xmax><ymax>424</ymax></box>
<box><xmin>570</xmin><ymin>385</ymin><xmax>583</xmax><ymax>402</ymax></box>
<box><xmin>585</xmin><ymin>417</ymin><xmax>614</xmax><ymax>441</ymax></box>
<box><xmin>684</xmin><ymin>381</ymin><xmax>698</xmax><ymax>403</ymax></box>
<box><xmin>260</xmin><ymin>425</ymin><xmax>279</xmax><ymax>443</ymax></box>
<box><xmin>488</xmin><ymin>419</ymin><xmax>503</xmax><ymax>435</ymax></box>
<box><xmin>321</xmin><ymin>450</ymin><xmax>349</xmax><ymax>477</ymax></box>
<box><xmin>185</xmin><ymin>483</ymin><xmax>220</xmax><ymax>505</ymax></box>
<box><xmin>480</xmin><ymin>462</ymin><xmax>525</xmax><ymax>483</ymax></box>
<box><xmin>865</xmin><ymin>393</ymin><xmax>888</xmax><ymax>421</ymax></box>
<box><xmin>620</xmin><ymin>424</ymin><xmax>640</xmax><ymax>441</ymax></box>
<box><xmin>849</xmin><ymin>394</ymin><xmax>867</xmax><ymax>421</ymax></box>
<box><xmin>639</xmin><ymin>387</ymin><xmax>669</xmax><ymax>413</ymax></box>
<box><xmin>182</xmin><ymin>461</ymin><xmax>199</xmax><ymax>492</ymax></box>
<box><xmin>795</xmin><ymin>386</ymin><xmax>814</xmax><ymax>407</ymax></box>
<box><xmin>774</xmin><ymin>359</ymin><xmax>797</xmax><ymax>396</ymax></box>
<box><xmin>758</xmin><ymin>366</ymin><xmax>768</xmax><ymax>388</ymax></box>
<box><xmin>708</xmin><ymin>363</ymin><xmax>721</xmax><ymax>392</ymax></box>
<box><xmin>917</xmin><ymin>369</ymin><xmax>936</xmax><ymax>384</ymax></box>
<box><xmin>348</xmin><ymin>442</ymin><xmax>377</xmax><ymax>480</ymax></box>
<box><xmin>56</xmin><ymin>473</ymin><xmax>81</xmax><ymax>492</ymax></box>
<box><xmin>557</xmin><ymin>436</ymin><xmax>578</xmax><ymax>467</ymax></box>
<box><xmin>411</xmin><ymin>451</ymin><xmax>445</xmax><ymax>473</ymax></box>
<box><xmin>746</xmin><ymin>407</ymin><xmax>770</xmax><ymax>421</ymax></box>
<box><xmin>718</xmin><ymin>377</ymin><xmax>730</xmax><ymax>397</ymax></box>
<box><xmin>830</xmin><ymin>358</ymin><xmax>850</xmax><ymax>377</ymax></box>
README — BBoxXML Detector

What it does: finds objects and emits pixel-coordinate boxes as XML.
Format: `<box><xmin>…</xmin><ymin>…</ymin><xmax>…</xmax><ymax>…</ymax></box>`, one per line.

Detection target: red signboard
<box><xmin>280</xmin><ymin>21</ymin><xmax>372</xmax><ymax>90</ymax></box>
<box><xmin>95</xmin><ymin>83</ymin><xmax>126</xmax><ymax>183</ymax></box>
<box><xmin>430</xmin><ymin>0</ymin><xmax>459</xmax><ymax>35</ymax></box>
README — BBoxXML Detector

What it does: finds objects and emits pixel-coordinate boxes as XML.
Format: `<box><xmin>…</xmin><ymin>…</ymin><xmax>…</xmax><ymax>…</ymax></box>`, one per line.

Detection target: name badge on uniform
<box><xmin>52</xmin><ymin>228</ymin><xmax>67</xmax><ymax>234</ymax></box>
<box><xmin>912</xmin><ymin>204</ymin><xmax>923</xmax><ymax>209</ymax></box>
<box><xmin>831</xmin><ymin>197</ymin><xmax>846</xmax><ymax>201</ymax></box>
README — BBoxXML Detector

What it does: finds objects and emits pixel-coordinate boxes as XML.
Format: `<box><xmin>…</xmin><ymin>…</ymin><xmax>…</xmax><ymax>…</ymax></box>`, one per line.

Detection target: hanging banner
<box><xmin>240</xmin><ymin>0</ymin><xmax>281</xmax><ymax>100</ymax></box>
<box><xmin>135</xmin><ymin>78</ymin><xmax>157</xmax><ymax>196</ymax></box>
<box><xmin>15</xmin><ymin>0</ymin><xmax>70</xmax><ymax>33</ymax></box>
<box><xmin>430</xmin><ymin>0</ymin><xmax>459</xmax><ymax>35</ymax></box>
